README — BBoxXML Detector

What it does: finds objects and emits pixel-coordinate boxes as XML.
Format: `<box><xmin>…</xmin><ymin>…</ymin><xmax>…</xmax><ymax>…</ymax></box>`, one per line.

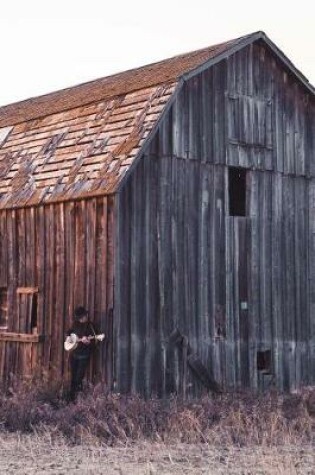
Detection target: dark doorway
<box><xmin>257</xmin><ymin>350</ymin><xmax>272</xmax><ymax>374</ymax></box>
<box><xmin>229</xmin><ymin>167</ymin><xmax>247</xmax><ymax>216</ymax></box>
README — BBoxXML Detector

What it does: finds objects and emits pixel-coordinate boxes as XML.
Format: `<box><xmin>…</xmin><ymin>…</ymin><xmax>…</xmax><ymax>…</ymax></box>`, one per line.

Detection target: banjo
<box><xmin>64</xmin><ymin>333</ymin><xmax>105</xmax><ymax>352</ymax></box>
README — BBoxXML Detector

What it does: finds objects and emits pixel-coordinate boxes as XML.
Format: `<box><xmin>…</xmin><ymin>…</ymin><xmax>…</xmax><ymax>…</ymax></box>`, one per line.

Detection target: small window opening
<box><xmin>257</xmin><ymin>350</ymin><xmax>272</xmax><ymax>374</ymax></box>
<box><xmin>17</xmin><ymin>287</ymin><xmax>39</xmax><ymax>334</ymax></box>
<box><xmin>229</xmin><ymin>167</ymin><xmax>247</xmax><ymax>216</ymax></box>
<box><xmin>0</xmin><ymin>288</ymin><xmax>8</xmax><ymax>329</ymax></box>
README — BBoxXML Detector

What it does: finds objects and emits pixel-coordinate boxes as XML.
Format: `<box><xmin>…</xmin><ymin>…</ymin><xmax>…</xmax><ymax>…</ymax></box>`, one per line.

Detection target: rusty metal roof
<box><xmin>0</xmin><ymin>35</ymin><xmax>243</xmax><ymax>208</ymax></box>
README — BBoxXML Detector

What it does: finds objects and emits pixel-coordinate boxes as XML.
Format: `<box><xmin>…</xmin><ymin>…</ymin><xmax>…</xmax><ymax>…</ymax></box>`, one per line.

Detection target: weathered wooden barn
<box><xmin>0</xmin><ymin>31</ymin><xmax>314</xmax><ymax>395</ymax></box>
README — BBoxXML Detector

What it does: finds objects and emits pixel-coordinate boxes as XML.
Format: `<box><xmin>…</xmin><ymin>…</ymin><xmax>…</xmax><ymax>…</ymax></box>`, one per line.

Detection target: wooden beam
<box><xmin>16</xmin><ymin>287</ymin><xmax>39</xmax><ymax>294</ymax></box>
<box><xmin>0</xmin><ymin>332</ymin><xmax>44</xmax><ymax>343</ymax></box>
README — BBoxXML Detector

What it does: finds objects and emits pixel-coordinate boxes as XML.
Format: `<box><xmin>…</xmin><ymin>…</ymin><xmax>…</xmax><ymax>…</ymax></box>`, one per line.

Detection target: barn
<box><xmin>0</xmin><ymin>31</ymin><xmax>314</xmax><ymax>396</ymax></box>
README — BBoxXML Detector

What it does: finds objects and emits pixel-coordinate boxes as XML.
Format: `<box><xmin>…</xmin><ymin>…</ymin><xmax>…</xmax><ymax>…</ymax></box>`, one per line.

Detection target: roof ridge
<box><xmin>0</xmin><ymin>33</ymin><xmax>250</xmax><ymax>127</ymax></box>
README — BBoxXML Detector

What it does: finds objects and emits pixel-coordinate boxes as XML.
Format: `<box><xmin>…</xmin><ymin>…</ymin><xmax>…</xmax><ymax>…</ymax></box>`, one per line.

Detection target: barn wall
<box><xmin>0</xmin><ymin>196</ymin><xmax>114</xmax><ymax>384</ymax></box>
<box><xmin>115</xmin><ymin>42</ymin><xmax>315</xmax><ymax>394</ymax></box>
<box><xmin>115</xmin><ymin>155</ymin><xmax>315</xmax><ymax>394</ymax></box>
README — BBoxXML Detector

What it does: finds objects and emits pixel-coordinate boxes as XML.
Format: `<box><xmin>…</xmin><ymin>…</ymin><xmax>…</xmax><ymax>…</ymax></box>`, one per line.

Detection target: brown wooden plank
<box><xmin>55</xmin><ymin>202</ymin><xmax>66</xmax><ymax>376</ymax></box>
<box><xmin>16</xmin><ymin>287</ymin><xmax>39</xmax><ymax>294</ymax></box>
<box><xmin>36</xmin><ymin>206</ymin><xmax>45</xmax><ymax>338</ymax></box>
<box><xmin>17</xmin><ymin>208</ymin><xmax>26</xmax><ymax>289</ymax></box>
<box><xmin>0</xmin><ymin>211</ymin><xmax>8</xmax><ymax>287</ymax></box>
<box><xmin>0</xmin><ymin>332</ymin><xmax>44</xmax><ymax>342</ymax></box>
<box><xmin>86</xmin><ymin>199</ymin><xmax>97</xmax><ymax>318</ymax></box>
<box><xmin>43</xmin><ymin>204</ymin><xmax>55</xmax><ymax>370</ymax></box>
<box><xmin>0</xmin><ymin>341</ymin><xmax>6</xmax><ymax>378</ymax></box>
<box><xmin>7</xmin><ymin>210</ymin><xmax>18</xmax><ymax>333</ymax></box>
<box><xmin>25</xmin><ymin>207</ymin><xmax>37</xmax><ymax>289</ymax></box>
<box><xmin>74</xmin><ymin>200</ymin><xmax>86</xmax><ymax>304</ymax></box>
<box><xmin>66</xmin><ymin>201</ymin><xmax>76</xmax><ymax>318</ymax></box>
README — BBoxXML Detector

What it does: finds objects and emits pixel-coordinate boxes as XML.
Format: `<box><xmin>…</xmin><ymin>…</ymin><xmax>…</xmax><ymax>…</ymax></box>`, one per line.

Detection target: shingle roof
<box><xmin>0</xmin><ymin>35</ymin><xmax>244</xmax><ymax>208</ymax></box>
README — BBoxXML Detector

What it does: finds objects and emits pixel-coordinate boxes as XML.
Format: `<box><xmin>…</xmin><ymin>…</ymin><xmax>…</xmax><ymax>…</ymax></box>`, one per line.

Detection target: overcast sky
<box><xmin>0</xmin><ymin>0</ymin><xmax>314</xmax><ymax>107</ymax></box>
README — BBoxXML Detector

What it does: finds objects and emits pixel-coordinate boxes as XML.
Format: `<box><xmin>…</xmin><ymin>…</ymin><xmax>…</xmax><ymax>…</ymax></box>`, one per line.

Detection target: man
<box><xmin>66</xmin><ymin>306</ymin><xmax>99</xmax><ymax>402</ymax></box>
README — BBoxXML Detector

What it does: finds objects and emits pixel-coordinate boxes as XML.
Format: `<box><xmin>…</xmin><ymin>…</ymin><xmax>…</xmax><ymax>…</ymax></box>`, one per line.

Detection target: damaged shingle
<box><xmin>0</xmin><ymin>127</ymin><xmax>13</xmax><ymax>147</ymax></box>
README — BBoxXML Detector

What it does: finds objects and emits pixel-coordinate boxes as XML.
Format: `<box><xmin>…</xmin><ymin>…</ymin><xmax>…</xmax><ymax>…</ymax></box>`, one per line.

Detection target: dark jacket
<box><xmin>67</xmin><ymin>321</ymin><xmax>98</xmax><ymax>359</ymax></box>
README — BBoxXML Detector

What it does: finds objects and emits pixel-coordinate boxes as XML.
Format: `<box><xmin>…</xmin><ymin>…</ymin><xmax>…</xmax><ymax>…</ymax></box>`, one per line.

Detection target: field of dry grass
<box><xmin>1</xmin><ymin>434</ymin><xmax>314</xmax><ymax>474</ymax></box>
<box><xmin>0</xmin><ymin>380</ymin><xmax>314</xmax><ymax>473</ymax></box>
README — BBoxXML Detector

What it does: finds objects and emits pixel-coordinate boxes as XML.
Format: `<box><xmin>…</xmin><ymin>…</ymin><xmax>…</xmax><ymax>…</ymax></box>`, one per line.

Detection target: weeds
<box><xmin>0</xmin><ymin>378</ymin><xmax>314</xmax><ymax>446</ymax></box>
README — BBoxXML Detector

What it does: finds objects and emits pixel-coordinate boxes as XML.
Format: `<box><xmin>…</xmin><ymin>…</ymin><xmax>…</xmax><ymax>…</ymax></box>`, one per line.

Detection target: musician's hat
<box><xmin>74</xmin><ymin>306</ymin><xmax>88</xmax><ymax>320</ymax></box>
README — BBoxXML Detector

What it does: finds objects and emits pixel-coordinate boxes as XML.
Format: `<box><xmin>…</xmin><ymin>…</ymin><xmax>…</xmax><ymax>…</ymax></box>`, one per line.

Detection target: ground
<box><xmin>0</xmin><ymin>434</ymin><xmax>314</xmax><ymax>474</ymax></box>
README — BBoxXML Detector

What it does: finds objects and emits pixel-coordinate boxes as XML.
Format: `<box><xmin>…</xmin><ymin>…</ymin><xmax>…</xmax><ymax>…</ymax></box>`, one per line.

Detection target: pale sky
<box><xmin>0</xmin><ymin>0</ymin><xmax>314</xmax><ymax>107</ymax></box>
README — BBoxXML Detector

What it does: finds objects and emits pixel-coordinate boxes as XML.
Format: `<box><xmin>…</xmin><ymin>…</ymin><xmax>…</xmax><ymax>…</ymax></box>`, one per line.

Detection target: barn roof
<box><xmin>0</xmin><ymin>31</ymin><xmax>313</xmax><ymax>208</ymax></box>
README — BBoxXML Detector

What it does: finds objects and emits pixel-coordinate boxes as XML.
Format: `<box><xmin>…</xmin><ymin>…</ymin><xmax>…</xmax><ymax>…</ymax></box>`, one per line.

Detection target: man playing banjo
<box><xmin>65</xmin><ymin>306</ymin><xmax>104</xmax><ymax>402</ymax></box>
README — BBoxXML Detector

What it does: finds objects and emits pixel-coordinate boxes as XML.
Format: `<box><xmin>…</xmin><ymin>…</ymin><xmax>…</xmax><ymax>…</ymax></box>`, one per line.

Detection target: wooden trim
<box><xmin>183</xmin><ymin>31</ymin><xmax>315</xmax><ymax>95</ymax></box>
<box><xmin>116</xmin><ymin>81</ymin><xmax>183</xmax><ymax>194</ymax></box>
<box><xmin>0</xmin><ymin>190</ymin><xmax>115</xmax><ymax>212</ymax></box>
<box><xmin>0</xmin><ymin>331</ymin><xmax>44</xmax><ymax>343</ymax></box>
<box><xmin>16</xmin><ymin>287</ymin><xmax>39</xmax><ymax>294</ymax></box>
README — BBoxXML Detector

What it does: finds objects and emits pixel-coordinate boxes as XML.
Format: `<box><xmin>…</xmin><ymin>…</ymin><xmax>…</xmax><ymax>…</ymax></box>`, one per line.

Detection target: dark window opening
<box><xmin>30</xmin><ymin>293</ymin><xmax>38</xmax><ymax>332</ymax></box>
<box><xmin>0</xmin><ymin>288</ymin><xmax>8</xmax><ymax>329</ymax></box>
<box><xmin>257</xmin><ymin>350</ymin><xmax>272</xmax><ymax>374</ymax></box>
<box><xmin>17</xmin><ymin>287</ymin><xmax>39</xmax><ymax>334</ymax></box>
<box><xmin>229</xmin><ymin>167</ymin><xmax>247</xmax><ymax>216</ymax></box>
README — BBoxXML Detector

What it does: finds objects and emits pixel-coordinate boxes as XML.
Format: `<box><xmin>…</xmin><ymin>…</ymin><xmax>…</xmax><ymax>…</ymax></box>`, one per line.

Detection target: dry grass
<box><xmin>0</xmin><ymin>379</ymin><xmax>315</xmax><ymax>473</ymax></box>
<box><xmin>0</xmin><ymin>378</ymin><xmax>315</xmax><ymax>447</ymax></box>
<box><xmin>0</xmin><ymin>433</ymin><xmax>314</xmax><ymax>474</ymax></box>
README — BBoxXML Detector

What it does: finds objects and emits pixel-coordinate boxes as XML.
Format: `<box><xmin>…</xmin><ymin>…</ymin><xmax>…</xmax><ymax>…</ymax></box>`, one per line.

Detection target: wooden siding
<box><xmin>0</xmin><ymin>197</ymin><xmax>114</xmax><ymax>383</ymax></box>
<box><xmin>115</xmin><ymin>156</ymin><xmax>315</xmax><ymax>394</ymax></box>
<box><xmin>115</xmin><ymin>43</ymin><xmax>315</xmax><ymax>395</ymax></box>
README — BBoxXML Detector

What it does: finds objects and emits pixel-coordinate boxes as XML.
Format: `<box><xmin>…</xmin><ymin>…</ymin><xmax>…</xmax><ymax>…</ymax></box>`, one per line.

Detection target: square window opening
<box><xmin>257</xmin><ymin>350</ymin><xmax>272</xmax><ymax>374</ymax></box>
<box><xmin>229</xmin><ymin>167</ymin><xmax>247</xmax><ymax>216</ymax></box>
<box><xmin>17</xmin><ymin>287</ymin><xmax>39</xmax><ymax>334</ymax></box>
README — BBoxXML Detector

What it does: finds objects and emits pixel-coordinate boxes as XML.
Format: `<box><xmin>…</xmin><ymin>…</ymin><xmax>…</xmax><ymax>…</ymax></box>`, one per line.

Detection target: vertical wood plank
<box><xmin>55</xmin><ymin>203</ymin><xmax>65</xmax><ymax>376</ymax></box>
<box><xmin>105</xmin><ymin>197</ymin><xmax>115</xmax><ymax>388</ymax></box>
